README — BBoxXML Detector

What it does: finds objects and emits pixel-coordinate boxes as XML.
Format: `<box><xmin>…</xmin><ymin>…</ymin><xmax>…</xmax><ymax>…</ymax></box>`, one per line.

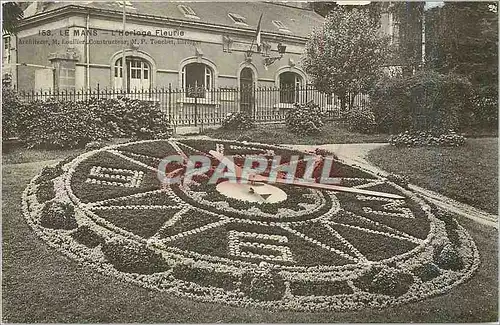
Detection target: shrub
<box><xmin>39</xmin><ymin>200</ymin><xmax>78</xmax><ymax>230</ymax></box>
<box><xmin>355</xmin><ymin>266</ymin><xmax>414</xmax><ymax>297</ymax></box>
<box><xmin>412</xmin><ymin>263</ymin><xmax>441</xmax><ymax>282</ymax></box>
<box><xmin>16</xmin><ymin>99</ymin><xmax>111</xmax><ymax>149</ymax></box>
<box><xmin>221</xmin><ymin>112</ymin><xmax>254</xmax><ymax>130</ymax></box>
<box><xmin>2</xmin><ymin>84</ymin><xmax>24</xmax><ymax>139</ymax></box>
<box><xmin>434</xmin><ymin>243</ymin><xmax>464</xmax><ymax>271</ymax></box>
<box><xmin>15</xmin><ymin>97</ymin><xmax>172</xmax><ymax>149</ymax></box>
<box><xmin>389</xmin><ymin>130</ymin><xmax>466</xmax><ymax>147</ymax></box>
<box><xmin>101</xmin><ymin>237</ymin><xmax>169</xmax><ymax>274</ymax></box>
<box><xmin>285</xmin><ymin>102</ymin><xmax>325</xmax><ymax>135</ymax></box>
<box><xmin>71</xmin><ymin>225</ymin><xmax>105</xmax><ymax>248</ymax></box>
<box><xmin>370</xmin><ymin>71</ymin><xmax>473</xmax><ymax>134</ymax></box>
<box><xmin>342</xmin><ymin>106</ymin><xmax>377</xmax><ymax>134</ymax></box>
<box><xmin>469</xmin><ymin>86</ymin><xmax>498</xmax><ymax>128</ymax></box>
<box><xmin>91</xmin><ymin>97</ymin><xmax>172</xmax><ymax>140</ymax></box>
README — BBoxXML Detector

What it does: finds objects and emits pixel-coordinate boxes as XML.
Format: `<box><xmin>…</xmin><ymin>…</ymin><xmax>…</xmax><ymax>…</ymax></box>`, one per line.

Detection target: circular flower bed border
<box><xmin>22</xmin><ymin>139</ymin><xmax>480</xmax><ymax>312</ymax></box>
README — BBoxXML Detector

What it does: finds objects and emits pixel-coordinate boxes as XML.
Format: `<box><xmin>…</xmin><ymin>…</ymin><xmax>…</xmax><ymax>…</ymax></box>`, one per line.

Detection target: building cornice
<box><xmin>18</xmin><ymin>5</ymin><xmax>310</xmax><ymax>45</ymax></box>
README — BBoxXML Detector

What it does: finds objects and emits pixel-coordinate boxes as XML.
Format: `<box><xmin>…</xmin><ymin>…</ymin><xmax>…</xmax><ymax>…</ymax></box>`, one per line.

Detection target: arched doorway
<box><xmin>279</xmin><ymin>71</ymin><xmax>302</xmax><ymax>104</ymax></box>
<box><xmin>239</xmin><ymin>67</ymin><xmax>254</xmax><ymax>115</ymax></box>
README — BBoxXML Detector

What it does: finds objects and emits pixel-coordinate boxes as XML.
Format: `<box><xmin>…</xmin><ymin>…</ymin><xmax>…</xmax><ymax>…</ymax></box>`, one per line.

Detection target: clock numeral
<box><xmin>85</xmin><ymin>166</ymin><xmax>144</xmax><ymax>188</ymax></box>
<box><xmin>228</xmin><ymin>230</ymin><xmax>294</xmax><ymax>262</ymax></box>
<box><xmin>357</xmin><ymin>195</ymin><xmax>414</xmax><ymax>219</ymax></box>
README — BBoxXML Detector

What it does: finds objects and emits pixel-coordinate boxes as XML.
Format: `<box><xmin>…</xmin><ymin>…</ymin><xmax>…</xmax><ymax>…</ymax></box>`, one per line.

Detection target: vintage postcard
<box><xmin>1</xmin><ymin>1</ymin><xmax>498</xmax><ymax>323</ymax></box>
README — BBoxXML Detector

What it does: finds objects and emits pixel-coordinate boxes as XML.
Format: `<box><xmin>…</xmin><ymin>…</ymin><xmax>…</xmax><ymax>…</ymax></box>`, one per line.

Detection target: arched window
<box><xmin>114</xmin><ymin>57</ymin><xmax>151</xmax><ymax>91</ymax></box>
<box><xmin>181</xmin><ymin>62</ymin><xmax>214</xmax><ymax>98</ymax></box>
<box><xmin>279</xmin><ymin>71</ymin><xmax>303</xmax><ymax>103</ymax></box>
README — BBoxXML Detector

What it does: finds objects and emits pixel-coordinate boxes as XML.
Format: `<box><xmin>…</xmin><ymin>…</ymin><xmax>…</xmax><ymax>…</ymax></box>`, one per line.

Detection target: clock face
<box><xmin>23</xmin><ymin>139</ymin><xmax>479</xmax><ymax>312</ymax></box>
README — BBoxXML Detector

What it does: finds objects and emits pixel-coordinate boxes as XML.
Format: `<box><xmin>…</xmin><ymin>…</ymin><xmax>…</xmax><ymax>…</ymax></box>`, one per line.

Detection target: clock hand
<box><xmin>272</xmin><ymin>178</ymin><xmax>404</xmax><ymax>200</ymax></box>
<box><xmin>208</xmin><ymin>150</ymin><xmax>404</xmax><ymax>200</ymax></box>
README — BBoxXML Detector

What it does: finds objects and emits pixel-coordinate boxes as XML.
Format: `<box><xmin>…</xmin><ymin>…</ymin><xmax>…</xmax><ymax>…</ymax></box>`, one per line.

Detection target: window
<box><xmin>228</xmin><ymin>13</ymin><xmax>247</xmax><ymax>25</ymax></box>
<box><xmin>114</xmin><ymin>57</ymin><xmax>151</xmax><ymax>90</ymax></box>
<box><xmin>178</xmin><ymin>5</ymin><xmax>199</xmax><ymax>19</ymax></box>
<box><xmin>272</xmin><ymin>20</ymin><xmax>291</xmax><ymax>33</ymax></box>
<box><xmin>3</xmin><ymin>36</ymin><xmax>11</xmax><ymax>66</ymax></box>
<box><xmin>279</xmin><ymin>72</ymin><xmax>302</xmax><ymax>103</ymax></box>
<box><xmin>182</xmin><ymin>63</ymin><xmax>214</xmax><ymax>98</ymax></box>
<box><xmin>111</xmin><ymin>1</ymin><xmax>136</xmax><ymax>9</ymax></box>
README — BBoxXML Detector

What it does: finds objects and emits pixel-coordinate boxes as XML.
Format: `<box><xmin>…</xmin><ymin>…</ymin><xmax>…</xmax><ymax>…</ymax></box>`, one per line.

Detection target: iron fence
<box><xmin>15</xmin><ymin>84</ymin><xmax>369</xmax><ymax>127</ymax></box>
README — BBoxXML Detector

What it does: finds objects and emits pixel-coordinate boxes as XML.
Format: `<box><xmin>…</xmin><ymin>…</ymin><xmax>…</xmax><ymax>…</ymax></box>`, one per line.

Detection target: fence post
<box><xmin>194</xmin><ymin>88</ymin><xmax>198</xmax><ymax>127</ymax></box>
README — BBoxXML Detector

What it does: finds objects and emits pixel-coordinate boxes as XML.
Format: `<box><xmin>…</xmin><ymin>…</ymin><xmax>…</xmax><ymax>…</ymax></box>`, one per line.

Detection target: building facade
<box><xmin>7</xmin><ymin>2</ymin><xmax>323</xmax><ymax>91</ymax></box>
<box><xmin>2</xmin><ymin>1</ymin><xmax>399</xmax><ymax>127</ymax></box>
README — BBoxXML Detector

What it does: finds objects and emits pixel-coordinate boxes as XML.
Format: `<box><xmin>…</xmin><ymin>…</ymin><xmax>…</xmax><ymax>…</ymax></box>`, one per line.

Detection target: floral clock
<box><xmin>22</xmin><ymin>139</ymin><xmax>479</xmax><ymax>312</ymax></box>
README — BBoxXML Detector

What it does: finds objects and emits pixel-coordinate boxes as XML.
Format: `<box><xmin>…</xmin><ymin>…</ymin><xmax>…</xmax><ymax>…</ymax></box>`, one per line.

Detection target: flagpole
<box><xmin>121</xmin><ymin>2</ymin><xmax>127</xmax><ymax>91</ymax></box>
<box><xmin>249</xmin><ymin>13</ymin><xmax>263</xmax><ymax>52</ymax></box>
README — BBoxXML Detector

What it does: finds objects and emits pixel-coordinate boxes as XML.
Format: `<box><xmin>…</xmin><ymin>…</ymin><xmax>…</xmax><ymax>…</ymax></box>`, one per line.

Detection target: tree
<box><xmin>390</xmin><ymin>2</ymin><xmax>425</xmax><ymax>76</ymax></box>
<box><xmin>302</xmin><ymin>6</ymin><xmax>389</xmax><ymax>110</ymax></box>
<box><xmin>425</xmin><ymin>2</ymin><xmax>498</xmax><ymax>127</ymax></box>
<box><xmin>425</xmin><ymin>2</ymin><xmax>498</xmax><ymax>86</ymax></box>
<box><xmin>2</xmin><ymin>2</ymin><xmax>24</xmax><ymax>35</ymax></box>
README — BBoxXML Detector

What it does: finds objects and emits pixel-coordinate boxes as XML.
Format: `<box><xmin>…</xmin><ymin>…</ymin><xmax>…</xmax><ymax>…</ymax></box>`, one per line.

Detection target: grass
<box><xmin>2</xmin><ymin>138</ymin><xmax>130</xmax><ymax>165</ymax></box>
<box><xmin>2</xmin><ymin>151</ymin><xmax>498</xmax><ymax>322</ymax></box>
<box><xmin>202</xmin><ymin>121</ymin><xmax>390</xmax><ymax>145</ymax></box>
<box><xmin>367</xmin><ymin>138</ymin><xmax>498</xmax><ymax>215</ymax></box>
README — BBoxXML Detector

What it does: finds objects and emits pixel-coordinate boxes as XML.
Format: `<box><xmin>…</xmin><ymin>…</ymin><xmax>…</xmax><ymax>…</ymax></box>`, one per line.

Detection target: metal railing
<box><xmin>15</xmin><ymin>84</ymin><xmax>369</xmax><ymax>127</ymax></box>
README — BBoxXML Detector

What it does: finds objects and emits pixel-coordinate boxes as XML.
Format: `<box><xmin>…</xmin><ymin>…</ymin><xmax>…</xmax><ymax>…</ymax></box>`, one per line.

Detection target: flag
<box><xmin>255</xmin><ymin>13</ymin><xmax>263</xmax><ymax>50</ymax></box>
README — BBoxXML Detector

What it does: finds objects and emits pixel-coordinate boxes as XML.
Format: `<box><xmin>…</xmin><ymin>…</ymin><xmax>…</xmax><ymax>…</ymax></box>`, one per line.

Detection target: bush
<box><xmin>90</xmin><ymin>97</ymin><xmax>172</xmax><ymax>140</ymax></box>
<box><xmin>285</xmin><ymin>102</ymin><xmax>325</xmax><ymax>135</ymax></box>
<box><xmin>16</xmin><ymin>99</ymin><xmax>111</xmax><ymax>149</ymax></box>
<box><xmin>355</xmin><ymin>266</ymin><xmax>414</xmax><ymax>297</ymax></box>
<box><xmin>434</xmin><ymin>243</ymin><xmax>464</xmax><ymax>271</ymax></box>
<box><xmin>71</xmin><ymin>225</ymin><xmax>105</xmax><ymax>248</ymax></box>
<box><xmin>470</xmin><ymin>86</ymin><xmax>498</xmax><ymax>128</ymax></box>
<box><xmin>39</xmin><ymin>200</ymin><xmax>78</xmax><ymax>230</ymax></box>
<box><xmin>389</xmin><ymin>130</ymin><xmax>466</xmax><ymax>147</ymax></box>
<box><xmin>16</xmin><ymin>97</ymin><xmax>172</xmax><ymax>149</ymax></box>
<box><xmin>221</xmin><ymin>112</ymin><xmax>254</xmax><ymax>130</ymax></box>
<box><xmin>2</xmin><ymin>84</ymin><xmax>24</xmax><ymax>139</ymax></box>
<box><xmin>101</xmin><ymin>237</ymin><xmax>169</xmax><ymax>274</ymax></box>
<box><xmin>370</xmin><ymin>71</ymin><xmax>473</xmax><ymax>134</ymax></box>
<box><xmin>342</xmin><ymin>106</ymin><xmax>377</xmax><ymax>134</ymax></box>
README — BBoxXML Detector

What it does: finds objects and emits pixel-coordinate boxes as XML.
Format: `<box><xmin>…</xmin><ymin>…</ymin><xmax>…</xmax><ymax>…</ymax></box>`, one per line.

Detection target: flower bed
<box><xmin>23</xmin><ymin>139</ymin><xmax>479</xmax><ymax>312</ymax></box>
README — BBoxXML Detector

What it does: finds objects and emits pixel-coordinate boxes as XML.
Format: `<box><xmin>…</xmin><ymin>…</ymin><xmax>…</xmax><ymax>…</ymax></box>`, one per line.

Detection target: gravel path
<box><xmin>286</xmin><ymin>142</ymin><xmax>498</xmax><ymax>229</ymax></box>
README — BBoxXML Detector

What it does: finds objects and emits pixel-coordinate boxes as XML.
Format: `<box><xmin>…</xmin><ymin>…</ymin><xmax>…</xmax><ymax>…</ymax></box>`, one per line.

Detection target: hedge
<box><xmin>14</xmin><ymin>97</ymin><xmax>172</xmax><ymax>149</ymax></box>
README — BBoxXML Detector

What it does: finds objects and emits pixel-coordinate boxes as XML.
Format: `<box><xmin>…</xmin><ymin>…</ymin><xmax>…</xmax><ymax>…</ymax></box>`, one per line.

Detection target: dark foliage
<box><xmin>101</xmin><ymin>238</ymin><xmax>169</xmax><ymax>274</ymax></box>
<box><xmin>285</xmin><ymin>102</ymin><xmax>325</xmax><ymax>135</ymax></box>
<box><xmin>39</xmin><ymin>200</ymin><xmax>78</xmax><ymax>230</ymax></box>
<box><xmin>370</xmin><ymin>71</ymin><xmax>473</xmax><ymax>134</ymax></box>
<box><xmin>221</xmin><ymin>112</ymin><xmax>254</xmax><ymax>130</ymax></box>
<box><xmin>14</xmin><ymin>97</ymin><xmax>172</xmax><ymax>149</ymax></box>
<box><xmin>71</xmin><ymin>225</ymin><xmax>105</xmax><ymax>248</ymax></box>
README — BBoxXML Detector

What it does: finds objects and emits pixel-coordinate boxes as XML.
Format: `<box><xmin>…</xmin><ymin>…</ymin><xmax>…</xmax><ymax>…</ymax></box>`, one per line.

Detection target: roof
<box><xmin>23</xmin><ymin>1</ymin><xmax>324</xmax><ymax>39</ymax></box>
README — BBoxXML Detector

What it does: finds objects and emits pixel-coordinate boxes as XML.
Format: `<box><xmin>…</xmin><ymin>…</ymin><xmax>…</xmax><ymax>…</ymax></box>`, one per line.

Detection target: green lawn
<box><xmin>2</xmin><ymin>138</ymin><xmax>130</xmax><ymax>165</ymax></box>
<box><xmin>203</xmin><ymin>121</ymin><xmax>390</xmax><ymax>145</ymax></box>
<box><xmin>367</xmin><ymin>138</ymin><xmax>498</xmax><ymax>215</ymax></box>
<box><xmin>2</xmin><ymin>155</ymin><xmax>498</xmax><ymax>322</ymax></box>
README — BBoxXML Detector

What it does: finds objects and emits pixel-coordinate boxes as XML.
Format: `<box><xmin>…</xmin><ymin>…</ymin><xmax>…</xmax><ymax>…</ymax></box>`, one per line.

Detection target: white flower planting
<box><xmin>22</xmin><ymin>139</ymin><xmax>480</xmax><ymax>312</ymax></box>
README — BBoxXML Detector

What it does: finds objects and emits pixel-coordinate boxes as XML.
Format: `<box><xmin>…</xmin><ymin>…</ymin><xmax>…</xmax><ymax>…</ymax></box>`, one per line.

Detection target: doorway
<box><xmin>239</xmin><ymin>67</ymin><xmax>254</xmax><ymax>115</ymax></box>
